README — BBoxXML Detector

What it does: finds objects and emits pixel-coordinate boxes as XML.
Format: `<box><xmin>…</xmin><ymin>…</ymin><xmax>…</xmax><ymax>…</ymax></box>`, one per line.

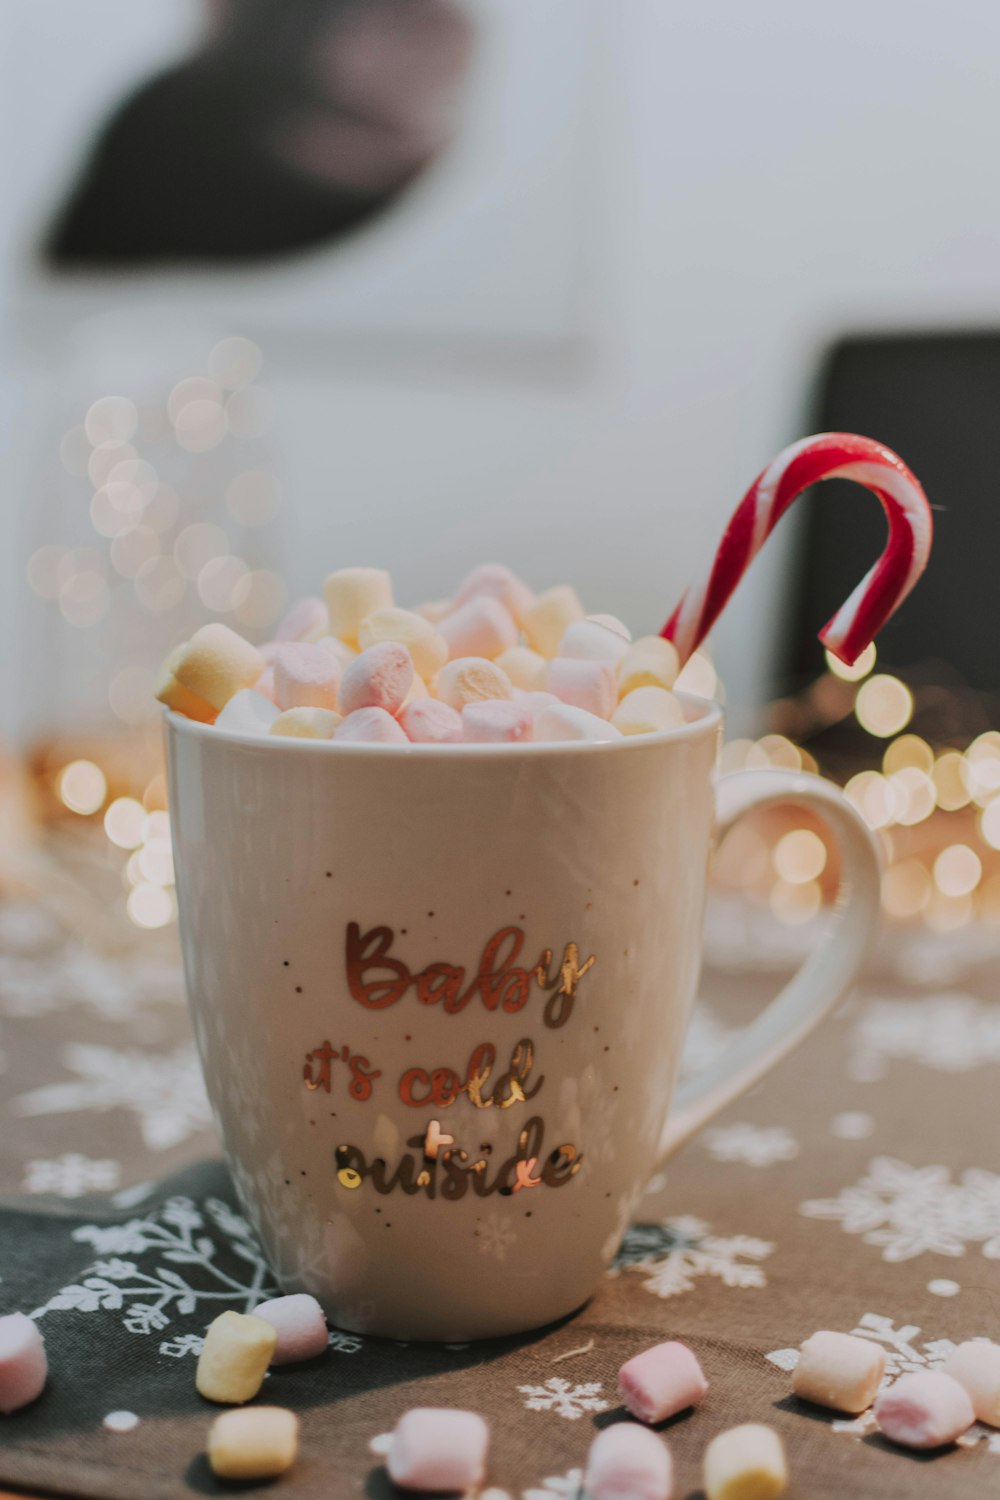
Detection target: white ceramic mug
<box><xmin>166</xmin><ymin>696</ymin><xmax>880</xmax><ymax>1341</ymax></box>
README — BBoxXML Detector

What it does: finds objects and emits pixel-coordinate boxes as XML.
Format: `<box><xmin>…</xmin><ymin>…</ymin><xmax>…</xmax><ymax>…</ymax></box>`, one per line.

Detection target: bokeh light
<box><xmin>104</xmin><ymin>798</ymin><xmax>147</xmax><ymax>850</ymax></box>
<box><xmin>773</xmin><ymin>829</ymin><xmax>827</xmax><ymax>884</ymax></box>
<box><xmin>825</xmin><ymin>642</ymin><xmax>876</xmax><ymax>682</ymax></box>
<box><xmin>57</xmin><ymin>761</ymin><xmax>107</xmax><ymax>815</ymax></box>
<box><xmin>226</xmin><ymin>470</ymin><xmax>281</xmax><ymax>526</ymax></box>
<box><xmin>933</xmin><ymin>844</ymin><xmax>982</xmax><ymax>898</ymax></box>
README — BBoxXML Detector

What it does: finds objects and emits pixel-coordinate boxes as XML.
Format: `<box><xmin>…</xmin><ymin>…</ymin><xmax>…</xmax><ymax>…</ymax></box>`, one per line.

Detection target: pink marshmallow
<box><xmin>258</xmin><ymin>641</ymin><xmax>282</xmax><ymax>664</ymax></box>
<box><xmin>585</xmin><ymin>1423</ymin><xmax>674</xmax><ymax>1500</ymax></box>
<box><xmin>386</xmin><ymin>1408</ymin><xmax>489</xmax><ymax>1492</ymax></box>
<box><xmin>547</xmin><ymin>657</ymin><xmax>617</xmax><ymax>719</ymax></box>
<box><xmin>273</xmin><ymin>643</ymin><xmax>341</xmax><ymax>712</ymax></box>
<box><xmin>275</xmin><ymin>596</ymin><xmax>328</xmax><ymax>643</ymax></box>
<box><xmin>255</xmin><ymin>666</ymin><xmax>277</xmax><ymax>703</ymax></box>
<box><xmin>339</xmin><ymin>642</ymin><xmax>414</xmax><ymax>717</ymax></box>
<box><xmin>334</xmin><ymin>707</ymin><xmax>409</xmax><ymax>744</ymax></box>
<box><xmin>0</xmin><ymin>1313</ymin><xmax>47</xmax><ymax>1414</ymax></box>
<box><xmin>534</xmin><ymin>704</ymin><xmax>623</xmax><ymax>742</ymax></box>
<box><xmin>514</xmin><ymin>688</ymin><xmax>561</xmax><ymax>721</ymax></box>
<box><xmin>452</xmin><ymin>562</ymin><xmax>534</xmax><ymax>626</ymax></box>
<box><xmin>438</xmin><ymin>597</ymin><xmax>518</xmax><ymax>662</ymax></box>
<box><xmin>253</xmin><ymin>1294</ymin><xmax>328</xmax><ymax>1366</ymax></box>
<box><xmin>462</xmin><ymin>699</ymin><xmax>534</xmax><ymax>744</ymax></box>
<box><xmin>399</xmin><ymin>698</ymin><xmax>463</xmax><ymax>744</ymax></box>
<box><xmin>618</xmin><ymin>1341</ymin><xmax>709</xmax><ymax>1424</ymax></box>
<box><xmin>874</xmin><ymin>1371</ymin><xmax>974</xmax><ymax>1449</ymax></box>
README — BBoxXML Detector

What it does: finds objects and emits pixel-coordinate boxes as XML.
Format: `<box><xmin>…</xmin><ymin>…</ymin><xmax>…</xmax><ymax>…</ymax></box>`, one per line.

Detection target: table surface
<box><xmin>3</xmin><ymin>883</ymin><xmax>1000</xmax><ymax>1499</ymax></box>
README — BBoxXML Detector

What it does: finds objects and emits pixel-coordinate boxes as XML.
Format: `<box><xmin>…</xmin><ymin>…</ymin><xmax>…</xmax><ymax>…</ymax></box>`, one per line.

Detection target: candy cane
<box><xmin>663</xmin><ymin>432</ymin><xmax>933</xmax><ymax>667</ymax></box>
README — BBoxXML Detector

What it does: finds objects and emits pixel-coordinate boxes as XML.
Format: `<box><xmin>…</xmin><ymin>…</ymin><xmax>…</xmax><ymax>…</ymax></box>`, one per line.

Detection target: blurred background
<box><xmin>0</xmin><ymin>0</ymin><xmax>998</xmax><ymax>945</ymax></box>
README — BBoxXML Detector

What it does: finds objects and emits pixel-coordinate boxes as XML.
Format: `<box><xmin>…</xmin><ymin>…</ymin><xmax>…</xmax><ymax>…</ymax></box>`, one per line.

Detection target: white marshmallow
<box><xmin>496</xmin><ymin>646</ymin><xmax>548</xmax><ymax>692</ymax></box>
<box><xmin>214</xmin><ymin>690</ymin><xmax>280</xmax><ymax>738</ymax></box>
<box><xmin>436</xmin><ymin>658</ymin><xmax>513</xmax><ymax>710</ymax></box>
<box><xmin>793</xmin><ymin>1331</ymin><xmax>886</xmax><ymax>1414</ymax></box>
<box><xmin>547</xmin><ymin>658</ymin><xmax>617</xmax><ymax>719</ymax></box>
<box><xmin>535</xmin><ymin>704</ymin><xmax>623</xmax><ymax>743</ymax></box>
<box><xmin>612</xmin><ymin>686</ymin><xmax>686</xmax><ymax>736</ymax></box>
<box><xmin>438</xmin><ymin>596</ymin><xmax>518</xmax><ymax>661</ymax></box>
<box><xmin>0</xmin><ymin>1313</ymin><xmax>47</xmax><ymax>1414</ymax></box>
<box><xmin>617</xmin><ymin>635</ymin><xmax>680</xmax><ymax>696</ymax></box>
<box><xmin>559</xmin><ymin>616</ymin><xmax>631</xmax><ymax>664</ymax></box>
<box><xmin>585</xmin><ymin>1423</ymin><xmax>673</xmax><ymax>1500</ymax></box>
<box><xmin>942</xmin><ymin>1341</ymin><xmax>1000</xmax><ymax>1426</ymax></box>
<box><xmin>324</xmin><ymin>567</ymin><xmax>393</xmax><ymax>644</ymax></box>
<box><xmin>253</xmin><ymin>1294</ymin><xmax>328</xmax><ymax>1366</ymax></box>
<box><xmin>335</xmin><ymin>707</ymin><xmax>409</xmax><ymax>744</ymax></box>
<box><xmin>339</xmin><ymin>642</ymin><xmax>414</xmax><ymax>717</ymax></box>
<box><xmin>359</xmin><ymin>607</ymin><xmax>448</xmax><ymax>681</ymax></box>
<box><xmin>462</xmin><ymin>699</ymin><xmax>534</xmax><ymax>743</ymax></box>
<box><xmin>270</xmin><ymin>708</ymin><xmax>341</xmax><ymax>740</ymax></box>
<box><xmin>515</xmin><ymin>689</ymin><xmax>561</xmax><ymax>723</ymax></box>
<box><xmin>874</xmin><ymin>1370</ymin><xmax>974</xmax><ymax>1449</ymax></box>
<box><xmin>523</xmin><ymin>585</ymin><xmax>585</xmax><ymax>658</ymax></box>
<box><xmin>387</xmin><ymin>1408</ymin><xmax>489</xmax><ymax>1493</ymax></box>
<box><xmin>273</xmin><ymin>643</ymin><xmax>341</xmax><ymax>712</ymax></box>
<box><xmin>452</xmin><ymin>562</ymin><xmax>534</xmax><ymax>626</ymax></box>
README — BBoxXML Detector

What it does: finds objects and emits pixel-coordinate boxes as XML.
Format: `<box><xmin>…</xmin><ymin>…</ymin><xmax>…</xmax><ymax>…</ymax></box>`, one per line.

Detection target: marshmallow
<box><xmin>523</xmin><ymin>585</ymin><xmax>585</xmax><ymax>658</ymax></box>
<box><xmin>704</xmin><ymin>1424</ymin><xmax>787</xmax><ymax>1500</ymax></box>
<box><xmin>156</xmin><ymin>645</ymin><xmax>218</xmax><ymax>723</ymax></box>
<box><xmin>560</xmin><ymin>615</ymin><xmax>631</xmax><ymax>664</ymax></box>
<box><xmin>793</xmin><ymin>1330</ymin><xmax>885</xmax><ymax>1414</ymax></box>
<box><xmin>617</xmin><ymin>636</ymin><xmax>680</xmax><ymax>696</ymax></box>
<box><xmin>612</xmin><ymin>686</ymin><xmax>686</xmax><ymax>736</ymax></box>
<box><xmin>335</xmin><ymin>707</ymin><xmax>409</xmax><ymax>744</ymax></box>
<box><xmin>496</xmin><ymin>646</ymin><xmax>548</xmax><ymax>692</ymax></box>
<box><xmin>276</xmin><ymin>596</ymin><xmax>328</xmax><ymax>643</ymax></box>
<box><xmin>547</xmin><ymin>658</ymin><xmax>617</xmax><ymax>719</ymax></box>
<box><xmin>453</xmin><ymin>562</ymin><xmax>534</xmax><ymax>626</ymax></box>
<box><xmin>874</xmin><ymin>1370</ymin><xmax>975</xmax><ymax>1449</ymax></box>
<box><xmin>535</xmin><ymin>704</ymin><xmax>623</xmax><ymax>742</ymax></box>
<box><xmin>168</xmin><ymin>624</ymin><xmax>265</xmax><ymax>714</ymax></box>
<box><xmin>0</xmin><ymin>1313</ymin><xmax>47</xmax><ymax>1414</ymax></box>
<box><xmin>619</xmin><ymin>1340</ymin><xmax>708</xmax><ymax>1424</ymax></box>
<box><xmin>208</xmin><ymin>1406</ymin><xmax>299</xmax><ymax>1481</ymax></box>
<box><xmin>399</xmin><ymin>698</ymin><xmax>463</xmax><ymax>744</ymax></box>
<box><xmin>324</xmin><ymin>567</ymin><xmax>393</xmax><ymax>643</ymax></box>
<box><xmin>254</xmin><ymin>666</ymin><xmax>277</xmax><ymax>703</ymax></box>
<box><xmin>401</xmin><ymin>672</ymin><xmax>429</xmax><ymax>708</ymax></box>
<box><xmin>271</xmin><ymin>708</ymin><xmax>341</xmax><ymax>740</ymax></box>
<box><xmin>436</xmin><ymin>658</ymin><xmax>513</xmax><ymax>710</ymax></box>
<box><xmin>438</xmin><ymin>597</ymin><xmax>518</xmax><ymax>662</ymax></box>
<box><xmin>214</xmin><ymin>689</ymin><xmax>280</xmax><ymax>738</ymax></box>
<box><xmin>339</xmin><ymin>642</ymin><xmax>414</xmax><ymax>717</ymax></box>
<box><xmin>585</xmin><ymin>1423</ymin><xmax>673</xmax><ymax>1500</ymax></box>
<box><xmin>462</xmin><ymin>699</ymin><xmax>534</xmax><ymax>744</ymax></box>
<box><xmin>414</xmin><ymin>598</ymin><xmax>451</xmax><ymax>624</ymax></box>
<box><xmin>253</xmin><ymin>1294</ymin><xmax>328</xmax><ymax>1366</ymax></box>
<box><xmin>196</xmin><ymin>1311</ymin><xmax>276</xmax><ymax>1404</ymax></box>
<box><xmin>386</xmin><ymin>1408</ymin><xmax>489</xmax><ymax>1493</ymax></box>
<box><xmin>273</xmin><ymin>642</ymin><xmax>341</xmax><ymax>712</ymax></box>
<box><xmin>359</xmin><ymin>607</ymin><xmax>449</xmax><ymax>681</ymax></box>
<box><xmin>315</xmin><ymin>635</ymin><xmax>358</xmax><ymax>668</ymax></box>
<box><xmin>942</xmin><ymin>1340</ymin><xmax>1000</xmax><ymax>1425</ymax></box>
<box><xmin>516</xmin><ymin>688</ymin><xmax>561</xmax><ymax>721</ymax></box>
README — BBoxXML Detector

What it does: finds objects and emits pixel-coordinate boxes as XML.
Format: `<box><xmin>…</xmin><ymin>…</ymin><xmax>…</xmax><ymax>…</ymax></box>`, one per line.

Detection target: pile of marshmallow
<box><xmin>156</xmin><ymin>563</ymin><xmax>686</xmax><ymax>745</ymax></box>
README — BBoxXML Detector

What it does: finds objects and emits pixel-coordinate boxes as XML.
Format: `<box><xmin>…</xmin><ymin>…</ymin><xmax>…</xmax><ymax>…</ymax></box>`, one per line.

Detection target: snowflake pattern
<box><xmin>11</xmin><ymin>1043</ymin><xmax>211</xmax><ymax>1151</ymax></box>
<box><xmin>478</xmin><ymin>1212</ymin><xmax>517</xmax><ymax>1262</ymax></box>
<box><xmin>522</xmin><ymin>1470</ymin><xmax>583</xmax><ymax>1500</ymax></box>
<box><xmin>22</xmin><ymin>1153</ymin><xmax>122</xmax><ymax>1197</ymax></box>
<box><xmin>612</xmin><ymin>1216</ymin><xmax>773</xmax><ymax>1298</ymax></box>
<box><xmin>704</xmin><ymin>1123</ymin><xmax>799</xmax><ymax>1167</ymax></box>
<box><xmin>31</xmin><ymin>1194</ymin><xmax>277</xmax><ymax>1344</ymax></box>
<box><xmin>518</xmin><ymin>1378</ymin><xmax>610</xmax><ymax>1421</ymax></box>
<box><xmin>802</xmin><ymin>1157</ymin><xmax>1000</xmax><ymax>1262</ymax></box>
<box><xmin>849</xmin><ymin>993</ymin><xmax>1000</xmax><ymax>1082</ymax></box>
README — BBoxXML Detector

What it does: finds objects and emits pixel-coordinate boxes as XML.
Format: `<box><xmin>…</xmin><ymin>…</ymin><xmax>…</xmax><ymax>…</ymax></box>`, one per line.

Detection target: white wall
<box><xmin>4</xmin><ymin>1</ymin><xmax>1000</xmax><ymax>739</ymax></box>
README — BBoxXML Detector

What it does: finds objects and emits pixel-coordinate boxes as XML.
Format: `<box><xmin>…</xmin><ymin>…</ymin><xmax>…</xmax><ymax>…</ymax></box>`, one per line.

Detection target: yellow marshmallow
<box><xmin>271</xmin><ymin>708</ymin><xmax>342</xmax><ymax>739</ymax></box>
<box><xmin>704</xmin><ymin>1424</ymin><xmax>787</xmax><ymax>1500</ymax></box>
<box><xmin>522</xmin><ymin>586</ymin><xmax>585</xmax><ymax>658</ymax></box>
<box><xmin>612</xmin><ymin>686</ymin><xmax>685</xmax><ymax>736</ymax></box>
<box><xmin>170</xmin><ymin>624</ymin><xmax>265</xmax><ymax>713</ymax></box>
<box><xmin>324</xmin><ymin>568</ymin><xmax>392</xmax><ymax>644</ymax></box>
<box><xmin>616</xmin><ymin>636</ymin><xmax>680</xmax><ymax>696</ymax></box>
<box><xmin>196</xmin><ymin>1311</ymin><xmax>276</xmax><ymax>1404</ymax></box>
<box><xmin>208</xmin><ymin>1406</ymin><xmax>299</xmax><ymax>1480</ymax></box>
<box><xmin>358</xmin><ymin>607</ymin><xmax>448</xmax><ymax>681</ymax></box>
<box><xmin>496</xmin><ymin>646</ymin><xmax>548</xmax><ymax>693</ymax></box>
<box><xmin>156</xmin><ymin>647</ymin><xmax>217</xmax><ymax>723</ymax></box>
<box><xmin>435</xmin><ymin>658</ymin><xmax>513</xmax><ymax>710</ymax></box>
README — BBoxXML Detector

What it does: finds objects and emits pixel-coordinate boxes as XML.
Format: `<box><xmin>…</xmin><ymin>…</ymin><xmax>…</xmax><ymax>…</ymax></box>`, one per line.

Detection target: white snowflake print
<box><xmin>0</xmin><ymin>937</ymin><xmax>183</xmax><ymax>1021</ymax></box>
<box><xmin>612</xmin><ymin>1216</ymin><xmax>773</xmax><ymax>1299</ymax></box>
<box><xmin>478</xmin><ymin>1212</ymin><xmax>517</xmax><ymax>1262</ymax></box>
<box><xmin>802</xmin><ymin>1157</ymin><xmax>1000</xmax><ymax>1262</ymax></box>
<box><xmin>522</xmin><ymin>1469</ymin><xmax>583</xmax><ymax>1500</ymax></box>
<box><xmin>328</xmin><ymin>1331</ymin><xmax>364</xmax><ymax>1354</ymax></box>
<box><xmin>22</xmin><ymin>1154</ymin><xmax>122</xmax><ymax>1198</ymax></box>
<box><xmin>704</xmin><ymin>1123</ymin><xmax>799</xmax><ymax>1167</ymax></box>
<box><xmin>849</xmin><ymin>993</ymin><xmax>1000</xmax><ymax>1082</ymax></box>
<box><xmin>31</xmin><ymin>1194</ymin><xmax>277</xmax><ymax>1343</ymax></box>
<box><xmin>11</xmin><ymin>1043</ymin><xmax>211</xmax><ymax>1151</ymax></box>
<box><xmin>518</xmin><ymin>1378</ymin><xmax>610</xmax><ymax>1421</ymax></box>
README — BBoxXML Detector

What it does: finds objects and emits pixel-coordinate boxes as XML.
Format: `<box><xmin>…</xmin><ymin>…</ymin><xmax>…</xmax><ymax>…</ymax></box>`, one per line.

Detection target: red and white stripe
<box><xmin>662</xmin><ymin>432</ymin><xmax>933</xmax><ymax>668</ymax></box>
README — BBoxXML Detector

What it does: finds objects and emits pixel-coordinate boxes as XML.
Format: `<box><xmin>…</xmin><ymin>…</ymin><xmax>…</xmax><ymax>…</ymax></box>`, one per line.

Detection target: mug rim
<box><xmin>164</xmin><ymin>693</ymin><xmax>723</xmax><ymax>759</ymax></box>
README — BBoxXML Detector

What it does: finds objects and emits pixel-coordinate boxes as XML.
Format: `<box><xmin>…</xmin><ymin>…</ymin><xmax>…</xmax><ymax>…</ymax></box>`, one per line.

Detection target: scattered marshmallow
<box><xmin>547</xmin><ymin>657</ymin><xmax>617</xmax><ymax>719</ymax></box>
<box><xmin>359</xmin><ymin>607</ymin><xmax>449</xmax><ymax>681</ymax></box>
<box><xmin>398</xmin><ymin>698</ymin><xmax>463</xmax><ymax>744</ymax></box>
<box><xmin>324</xmin><ymin>567</ymin><xmax>393</xmax><ymax>644</ymax></box>
<box><xmin>523</xmin><ymin>585</ymin><xmax>585</xmax><ymax>658</ymax></box>
<box><xmin>703</xmin><ymin>1424</ymin><xmax>787</xmax><ymax>1500</ymax></box>
<box><xmin>612</xmin><ymin>686</ymin><xmax>686</xmax><ymax>736</ymax></box>
<box><xmin>453</xmin><ymin>562</ymin><xmax>534</xmax><ymax>626</ymax></box>
<box><xmin>208</xmin><ymin>1406</ymin><xmax>299</xmax><ymax>1481</ymax></box>
<box><xmin>436</xmin><ymin>658</ymin><xmax>513</xmax><ymax>710</ymax></box>
<box><xmin>618</xmin><ymin>1340</ymin><xmax>708</xmax><ymax>1424</ymax></box>
<box><xmin>793</xmin><ymin>1330</ymin><xmax>886</xmax><ymax>1414</ymax></box>
<box><xmin>253</xmin><ymin>1294</ymin><xmax>328</xmax><ymax>1366</ymax></box>
<box><xmin>196</xmin><ymin>1311</ymin><xmax>277</xmax><ymax>1405</ymax></box>
<box><xmin>214</xmin><ymin>689</ymin><xmax>281</xmax><ymax>738</ymax></box>
<box><xmin>585</xmin><ymin>1423</ymin><xmax>673</xmax><ymax>1500</ymax></box>
<box><xmin>617</xmin><ymin>636</ymin><xmax>680</xmax><ymax>696</ymax></box>
<box><xmin>386</xmin><ymin>1408</ymin><xmax>489</xmax><ymax>1493</ymax></box>
<box><xmin>496</xmin><ymin>645</ymin><xmax>548</xmax><ymax>692</ymax></box>
<box><xmin>339</xmin><ymin>642</ymin><xmax>414</xmax><ymax>717</ymax></box>
<box><xmin>942</xmin><ymin>1340</ymin><xmax>1000</xmax><ymax>1426</ymax></box>
<box><xmin>438</xmin><ymin>596</ymin><xmax>518</xmax><ymax>662</ymax></box>
<box><xmin>535</xmin><ymin>704</ymin><xmax>623</xmax><ymax>742</ymax></box>
<box><xmin>462</xmin><ymin>699</ymin><xmax>534</xmax><ymax>743</ymax></box>
<box><xmin>168</xmin><ymin>624</ymin><xmax>265</xmax><ymax>712</ymax></box>
<box><xmin>271</xmin><ymin>708</ymin><xmax>341</xmax><ymax>739</ymax></box>
<box><xmin>874</xmin><ymin>1370</ymin><xmax>975</xmax><ymax>1449</ymax></box>
<box><xmin>0</xmin><ymin>1313</ymin><xmax>47</xmax><ymax>1414</ymax></box>
<box><xmin>560</xmin><ymin>615</ymin><xmax>631</xmax><ymax>664</ymax></box>
<box><xmin>273</xmin><ymin>643</ymin><xmax>341</xmax><ymax>712</ymax></box>
<box><xmin>276</xmin><ymin>596</ymin><xmax>328</xmax><ymax>643</ymax></box>
<box><xmin>335</xmin><ymin>707</ymin><xmax>409</xmax><ymax>744</ymax></box>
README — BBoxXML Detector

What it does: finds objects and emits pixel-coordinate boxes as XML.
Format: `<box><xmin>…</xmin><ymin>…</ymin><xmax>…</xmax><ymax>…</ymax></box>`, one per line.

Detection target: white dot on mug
<box><xmin>927</xmin><ymin>1279</ymin><xmax>961</xmax><ymax>1298</ymax></box>
<box><xmin>369</xmin><ymin>1432</ymin><xmax>393</xmax><ymax>1456</ymax></box>
<box><xmin>104</xmin><ymin>1411</ymin><xmax>140</xmax><ymax>1433</ymax></box>
<box><xmin>831</xmin><ymin>1112</ymin><xmax>875</xmax><ymax>1140</ymax></box>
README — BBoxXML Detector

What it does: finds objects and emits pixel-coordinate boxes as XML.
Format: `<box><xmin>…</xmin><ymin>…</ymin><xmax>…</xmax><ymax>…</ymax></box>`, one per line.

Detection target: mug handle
<box><xmin>657</xmin><ymin>767</ymin><xmax>882</xmax><ymax>1164</ymax></box>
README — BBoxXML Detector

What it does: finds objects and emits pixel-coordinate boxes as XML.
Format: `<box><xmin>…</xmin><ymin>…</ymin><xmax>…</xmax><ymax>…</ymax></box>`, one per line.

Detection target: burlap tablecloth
<box><xmin>2</xmin><ymin>891</ymin><xmax>1000</xmax><ymax>1498</ymax></box>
